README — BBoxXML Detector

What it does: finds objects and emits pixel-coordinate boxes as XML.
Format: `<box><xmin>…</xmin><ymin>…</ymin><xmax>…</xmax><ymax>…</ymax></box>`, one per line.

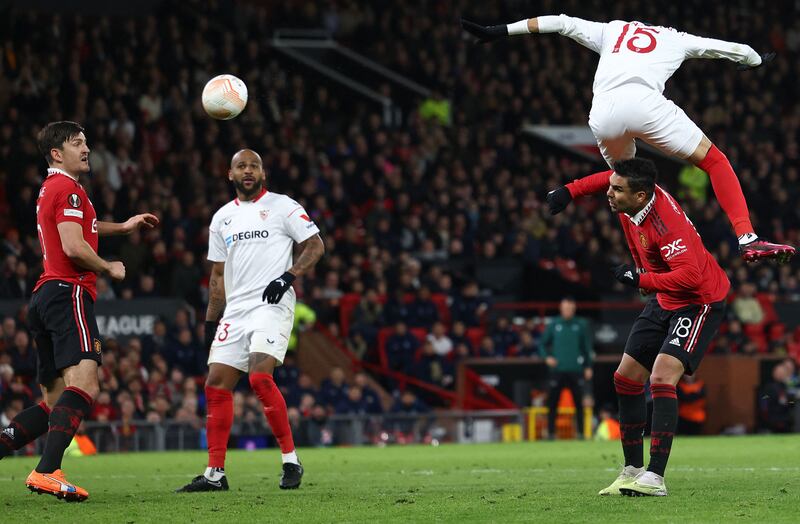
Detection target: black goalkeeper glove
<box><xmin>204</xmin><ymin>320</ymin><xmax>219</xmax><ymax>349</ymax></box>
<box><xmin>461</xmin><ymin>18</ymin><xmax>508</xmax><ymax>44</ymax></box>
<box><xmin>262</xmin><ymin>271</ymin><xmax>296</xmax><ymax>304</ymax></box>
<box><xmin>737</xmin><ymin>52</ymin><xmax>775</xmax><ymax>70</ymax></box>
<box><xmin>546</xmin><ymin>186</ymin><xmax>572</xmax><ymax>215</ymax></box>
<box><xmin>612</xmin><ymin>264</ymin><xmax>640</xmax><ymax>288</ymax></box>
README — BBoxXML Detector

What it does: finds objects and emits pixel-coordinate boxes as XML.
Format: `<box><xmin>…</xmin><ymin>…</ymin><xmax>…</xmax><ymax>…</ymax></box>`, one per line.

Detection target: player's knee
<box><xmin>248</xmin><ymin>371</ymin><xmax>276</xmax><ymax>391</ymax></box>
<box><xmin>79</xmin><ymin>384</ymin><xmax>100</xmax><ymax>402</ymax></box>
<box><xmin>649</xmin><ymin>370</ymin><xmax>680</xmax><ymax>386</ymax></box>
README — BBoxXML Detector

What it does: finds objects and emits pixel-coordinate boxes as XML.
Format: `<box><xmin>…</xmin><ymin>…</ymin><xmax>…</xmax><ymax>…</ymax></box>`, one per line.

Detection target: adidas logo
<box><xmin>669</xmin><ymin>337</ymin><xmax>681</xmax><ymax>346</ymax></box>
<box><xmin>2</xmin><ymin>427</ymin><xmax>14</xmax><ymax>439</ymax></box>
<box><xmin>624</xmin><ymin>271</ymin><xmax>633</xmax><ymax>279</ymax></box>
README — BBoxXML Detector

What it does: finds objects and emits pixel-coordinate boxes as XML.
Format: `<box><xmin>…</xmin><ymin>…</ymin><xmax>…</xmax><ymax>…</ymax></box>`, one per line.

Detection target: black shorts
<box><xmin>28</xmin><ymin>280</ymin><xmax>102</xmax><ymax>385</ymax></box>
<box><xmin>624</xmin><ymin>298</ymin><xmax>726</xmax><ymax>375</ymax></box>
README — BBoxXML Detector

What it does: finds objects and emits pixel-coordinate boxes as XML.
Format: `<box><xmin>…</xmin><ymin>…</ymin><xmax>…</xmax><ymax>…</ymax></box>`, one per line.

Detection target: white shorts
<box><xmin>589</xmin><ymin>85</ymin><xmax>704</xmax><ymax>167</ymax></box>
<box><xmin>208</xmin><ymin>303</ymin><xmax>294</xmax><ymax>372</ymax></box>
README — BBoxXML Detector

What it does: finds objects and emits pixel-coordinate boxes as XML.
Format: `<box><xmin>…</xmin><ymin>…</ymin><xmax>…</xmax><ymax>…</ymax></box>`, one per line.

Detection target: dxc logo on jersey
<box><xmin>660</xmin><ymin>238</ymin><xmax>686</xmax><ymax>260</ymax></box>
<box><xmin>225</xmin><ymin>229</ymin><xmax>270</xmax><ymax>247</ymax></box>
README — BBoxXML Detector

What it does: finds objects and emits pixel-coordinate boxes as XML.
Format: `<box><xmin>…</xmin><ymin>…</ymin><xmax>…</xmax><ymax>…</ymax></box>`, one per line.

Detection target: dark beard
<box><xmin>233</xmin><ymin>180</ymin><xmax>262</xmax><ymax>199</ymax></box>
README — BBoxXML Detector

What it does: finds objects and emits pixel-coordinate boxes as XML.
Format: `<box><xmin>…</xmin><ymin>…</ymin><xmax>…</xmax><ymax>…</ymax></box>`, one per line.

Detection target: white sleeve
<box><xmin>207</xmin><ymin>222</ymin><xmax>227</xmax><ymax>262</ymax></box>
<box><xmin>538</xmin><ymin>14</ymin><xmax>606</xmax><ymax>54</ymax></box>
<box><xmin>681</xmin><ymin>33</ymin><xmax>761</xmax><ymax>66</ymax></box>
<box><xmin>283</xmin><ymin>202</ymin><xmax>321</xmax><ymax>243</ymax></box>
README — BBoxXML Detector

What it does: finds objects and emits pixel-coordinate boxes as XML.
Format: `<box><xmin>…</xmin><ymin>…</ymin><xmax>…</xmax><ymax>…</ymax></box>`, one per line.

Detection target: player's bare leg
<box><xmin>248</xmin><ymin>353</ymin><xmax>303</xmax><ymax>489</ymax></box>
<box><xmin>177</xmin><ymin>363</ymin><xmax>241</xmax><ymax>493</ymax></box>
<box><xmin>599</xmin><ymin>355</ymin><xmax>648</xmax><ymax>495</ymax></box>
<box><xmin>689</xmin><ymin>136</ymin><xmax>795</xmax><ymax>263</ymax></box>
<box><xmin>26</xmin><ymin>361</ymin><xmax>98</xmax><ymax>502</ymax></box>
<box><xmin>620</xmin><ymin>354</ymin><xmax>683</xmax><ymax>497</ymax></box>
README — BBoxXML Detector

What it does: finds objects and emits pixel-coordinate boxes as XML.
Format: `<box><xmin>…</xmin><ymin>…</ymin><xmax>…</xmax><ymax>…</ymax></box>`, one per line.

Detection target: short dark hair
<box><xmin>613</xmin><ymin>158</ymin><xmax>657</xmax><ymax>197</ymax></box>
<box><xmin>37</xmin><ymin>121</ymin><xmax>85</xmax><ymax>164</ymax></box>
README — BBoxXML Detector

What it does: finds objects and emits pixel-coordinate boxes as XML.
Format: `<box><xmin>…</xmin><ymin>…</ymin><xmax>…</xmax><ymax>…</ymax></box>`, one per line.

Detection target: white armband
<box><xmin>536</xmin><ymin>15</ymin><xmax>566</xmax><ymax>34</ymax></box>
<box><xmin>507</xmin><ymin>19</ymin><xmax>531</xmax><ymax>36</ymax></box>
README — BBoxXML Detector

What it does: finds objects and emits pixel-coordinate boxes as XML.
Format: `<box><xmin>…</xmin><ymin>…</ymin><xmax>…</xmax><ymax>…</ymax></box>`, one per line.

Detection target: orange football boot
<box><xmin>26</xmin><ymin>469</ymin><xmax>89</xmax><ymax>502</ymax></box>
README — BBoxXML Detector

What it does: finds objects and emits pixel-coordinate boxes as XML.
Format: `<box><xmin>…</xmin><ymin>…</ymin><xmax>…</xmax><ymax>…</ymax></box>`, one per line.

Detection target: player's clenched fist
<box><xmin>461</xmin><ymin>18</ymin><xmax>508</xmax><ymax>44</ymax></box>
<box><xmin>612</xmin><ymin>264</ymin><xmax>639</xmax><ymax>288</ymax></box>
<box><xmin>107</xmin><ymin>261</ymin><xmax>126</xmax><ymax>281</ymax></box>
<box><xmin>546</xmin><ymin>186</ymin><xmax>573</xmax><ymax>215</ymax></box>
<box><xmin>262</xmin><ymin>271</ymin><xmax>295</xmax><ymax>304</ymax></box>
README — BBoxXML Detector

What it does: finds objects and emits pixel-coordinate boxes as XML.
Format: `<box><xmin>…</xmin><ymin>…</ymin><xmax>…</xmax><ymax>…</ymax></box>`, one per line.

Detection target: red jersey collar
<box><xmin>627</xmin><ymin>191</ymin><xmax>656</xmax><ymax>226</ymax></box>
<box><xmin>234</xmin><ymin>187</ymin><xmax>268</xmax><ymax>206</ymax></box>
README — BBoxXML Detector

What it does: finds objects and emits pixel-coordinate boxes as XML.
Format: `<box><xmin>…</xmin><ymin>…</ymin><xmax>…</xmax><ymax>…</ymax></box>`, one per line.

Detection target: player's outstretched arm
<box><xmin>461</xmin><ymin>15</ymin><xmax>605</xmax><ymax>53</ymax></box>
<box><xmin>97</xmin><ymin>213</ymin><xmax>159</xmax><ymax>236</ymax></box>
<box><xmin>57</xmin><ymin>222</ymin><xmax>125</xmax><ymax>280</ymax></box>
<box><xmin>683</xmin><ymin>34</ymin><xmax>772</xmax><ymax>69</ymax></box>
<box><xmin>460</xmin><ymin>17</ymin><xmax>540</xmax><ymax>43</ymax></box>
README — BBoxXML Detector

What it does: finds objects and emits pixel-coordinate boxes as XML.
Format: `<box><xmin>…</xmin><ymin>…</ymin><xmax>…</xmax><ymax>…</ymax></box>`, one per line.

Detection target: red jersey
<box><xmin>33</xmin><ymin>168</ymin><xmax>98</xmax><ymax>299</ymax></box>
<box><xmin>567</xmin><ymin>171</ymin><xmax>730</xmax><ymax>310</ymax></box>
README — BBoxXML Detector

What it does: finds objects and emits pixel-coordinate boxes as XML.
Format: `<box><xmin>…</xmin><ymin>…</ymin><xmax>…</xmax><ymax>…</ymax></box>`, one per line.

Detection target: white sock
<box><xmin>281</xmin><ymin>450</ymin><xmax>299</xmax><ymax>465</ymax></box>
<box><xmin>204</xmin><ymin>466</ymin><xmax>225</xmax><ymax>481</ymax></box>
<box><xmin>738</xmin><ymin>233</ymin><xmax>758</xmax><ymax>245</ymax></box>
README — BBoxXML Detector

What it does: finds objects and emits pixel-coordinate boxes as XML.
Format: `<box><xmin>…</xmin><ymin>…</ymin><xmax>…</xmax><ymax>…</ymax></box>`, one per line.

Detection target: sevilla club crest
<box><xmin>259</xmin><ymin>210</ymin><xmax>268</xmax><ymax>220</ymax></box>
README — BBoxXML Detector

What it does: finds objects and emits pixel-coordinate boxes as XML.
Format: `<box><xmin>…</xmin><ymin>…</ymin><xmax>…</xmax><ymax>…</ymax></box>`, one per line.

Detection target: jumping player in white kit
<box><xmin>177</xmin><ymin>149</ymin><xmax>324</xmax><ymax>493</ymax></box>
<box><xmin>462</xmin><ymin>14</ymin><xmax>795</xmax><ymax>263</ymax></box>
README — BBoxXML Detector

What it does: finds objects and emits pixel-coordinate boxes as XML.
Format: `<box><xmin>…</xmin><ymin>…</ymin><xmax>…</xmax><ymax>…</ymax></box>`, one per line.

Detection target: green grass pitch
<box><xmin>2</xmin><ymin>435</ymin><xmax>799</xmax><ymax>523</ymax></box>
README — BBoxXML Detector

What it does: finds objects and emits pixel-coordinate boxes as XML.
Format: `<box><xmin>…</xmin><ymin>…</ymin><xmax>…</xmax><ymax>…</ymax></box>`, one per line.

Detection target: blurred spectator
<box><xmin>408</xmin><ymin>286</ymin><xmax>439</xmax><ymax>329</ymax></box>
<box><xmin>758</xmin><ymin>361</ymin><xmax>795</xmax><ymax>433</ymax></box>
<box><xmin>490</xmin><ymin>317</ymin><xmax>520</xmax><ymax>356</ymax></box>
<box><xmin>385</xmin><ymin>321</ymin><xmax>418</xmax><ymax>373</ymax></box>
<box><xmin>319</xmin><ymin>367</ymin><xmax>348</xmax><ymax>410</ymax></box>
<box><xmin>451</xmin><ymin>282</ymin><xmax>488</xmax><ymax>327</ymax></box>
<box><xmin>732</xmin><ymin>283</ymin><xmax>765</xmax><ymax>325</ymax></box>
<box><xmin>8</xmin><ymin>330</ymin><xmax>35</xmax><ymax>384</ymax></box>
<box><xmin>427</xmin><ymin>321</ymin><xmax>453</xmax><ymax>357</ymax></box>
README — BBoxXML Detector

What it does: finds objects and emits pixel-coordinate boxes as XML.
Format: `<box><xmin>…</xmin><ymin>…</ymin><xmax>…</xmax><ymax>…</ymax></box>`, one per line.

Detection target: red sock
<box><xmin>249</xmin><ymin>373</ymin><xmax>295</xmax><ymax>453</ymax></box>
<box><xmin>696</xmin><ymin>145</ymin><xmax>754</xmax><ymax>237</ymax></box>
<box><xmin>205</xmin><ymin>386</ymin><xmax>233</xmax><ymax>469</ymax></box>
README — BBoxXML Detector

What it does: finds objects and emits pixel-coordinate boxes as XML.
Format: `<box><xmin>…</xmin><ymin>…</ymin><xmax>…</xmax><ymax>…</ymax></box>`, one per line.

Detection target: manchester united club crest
<box><xmin>93</xmin><ymin>338</ymin><xmax>102</xmax><ymax>354</ymax></box>
<box><xmin>639</xmin><ymin>232</ymin><xmax>648</xmax><ymax>248</ymax></box>
<box><xmin>259</xmin><ymin>210</ymin><xmax>269</xmax><ymax>220</ymax></box>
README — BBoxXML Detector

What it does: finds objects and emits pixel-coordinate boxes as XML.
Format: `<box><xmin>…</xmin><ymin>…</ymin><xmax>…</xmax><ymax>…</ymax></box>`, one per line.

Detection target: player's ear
<box><xmin>227</xmin><ymin>169</ymin><xmax>233</xmax><ymax>181</ymax></box>
<box><xmin>50</xmin><ymin>147</ymin><xmax>63</xmax><ymax>164</ymax></box>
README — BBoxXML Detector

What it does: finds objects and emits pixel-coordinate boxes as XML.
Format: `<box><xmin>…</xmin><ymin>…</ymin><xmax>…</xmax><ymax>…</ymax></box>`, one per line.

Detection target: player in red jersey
<box><xmin>0</xmin><ymin>121</ymin><xmax>158</xmax><ymax>501</ymax></box>
<box><xmin>463</xmin><ymin>15</ymin><xmax>794</xmax><ymax>263</ymax></box>
<box><xmin>548</xmin><ymin>158</ymin><xmax>729</xmax><ymax>496</ymax></box>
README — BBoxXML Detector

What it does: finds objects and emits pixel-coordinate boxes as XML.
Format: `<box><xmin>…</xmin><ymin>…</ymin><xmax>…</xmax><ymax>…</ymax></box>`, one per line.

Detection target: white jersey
<box><xmin>208</xmin><ymin>189</ymin><xmax>320</xmax><ymax>313</ymax></box>
<box><xmin>539</xmin><ymin>15</ymin><xmax>762</xmax><ymax>95</ymax></box>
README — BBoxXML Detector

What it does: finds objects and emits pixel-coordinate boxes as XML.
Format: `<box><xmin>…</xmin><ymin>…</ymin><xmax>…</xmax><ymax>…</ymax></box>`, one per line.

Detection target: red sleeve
<box><xmin>565</xmin><ymin>169</ymin><xmax>613</xmax><ymax>198</ymax></box>
<box><xmin>52</xmin><ymin>186</ymin><xmax>86</xmax><ymax>225</ymax></box>
<box><xmin>638</xmin><ymin>231</ymin><xmax>702</xmax><ymax>293</ymax></box>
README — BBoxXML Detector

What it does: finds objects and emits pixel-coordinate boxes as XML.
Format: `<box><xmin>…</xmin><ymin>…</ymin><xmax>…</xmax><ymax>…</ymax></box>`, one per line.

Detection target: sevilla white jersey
<box><xmin>208</xmin><ymin>190</ymin><xmax>320</xmax><ymax>312</ymax></box>
<box><xmin>540</xmin><ymin>15</ymin><xmax>762</xmax><ymax>95</ymax></box>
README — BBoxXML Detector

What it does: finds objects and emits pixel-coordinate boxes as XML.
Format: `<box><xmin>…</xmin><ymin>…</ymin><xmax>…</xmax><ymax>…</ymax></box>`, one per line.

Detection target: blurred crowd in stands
<box><xmin>1</xmin><ymin>0</ymin><xmax>800</xmax><ymax>435</ymax></box>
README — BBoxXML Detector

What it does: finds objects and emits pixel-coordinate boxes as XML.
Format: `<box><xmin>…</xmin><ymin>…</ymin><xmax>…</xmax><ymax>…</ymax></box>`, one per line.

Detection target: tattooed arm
<box><xmin>288</xmin><ymin>234</ymin><xmax>325</xmax><ymax>278</ymax></box>
<box><xmin>207</xmin><ymin>262</ymin><xmax>226</xmax><ymax>321</ymax></box>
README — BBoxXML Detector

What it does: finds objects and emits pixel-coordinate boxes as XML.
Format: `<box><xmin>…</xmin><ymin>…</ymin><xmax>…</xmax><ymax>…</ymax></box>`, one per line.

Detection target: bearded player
<box><xmin>548</xmin><ymin>159</ymin><xmax>728</xmax><ymax>496</ymax></box>
<box><xmin>462</xmin><ymin>14</ymin><xmax>794</xmax><ymax>263</ymax></box>
<box><xmin>177</xmin><ymin>149</ymin><xmax>324</xmax><ymax>492</ymax></box>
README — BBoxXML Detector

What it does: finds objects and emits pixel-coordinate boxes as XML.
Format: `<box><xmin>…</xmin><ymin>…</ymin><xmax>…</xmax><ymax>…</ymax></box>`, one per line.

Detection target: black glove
<box><xmin>262</xmin><ymin>271</ymin><xmax>296</xmax><ymax>304</ymax></box>
<box><xmin>461</xmin><ymin>18</ymin><xmax>508</xmax><ymax>44</ymax></box>
<box><xmin>204</xmin><ymin>320</ymin><xmax>219</xmax><ymax>349</ymax></box>
<box><xmin>546</xmin><ymin>186</ymin><xmax>572</xmax><ymax>215</ymax></box>
<box><xmin>737</xmin><ymin>52</ymin><xmax>775</xmax><ymax>70</ymax></box>
<box><xmin>612</xmin><ymin>264</ymin><xmax>640</xmax><ymax>288</ymax></box>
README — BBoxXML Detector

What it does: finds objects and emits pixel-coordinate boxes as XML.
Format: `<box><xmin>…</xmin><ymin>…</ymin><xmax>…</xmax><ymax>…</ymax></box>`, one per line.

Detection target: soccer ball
<box><xmin>201</xmin><ymin>74</ymin><xmax>248</xmax><ymax>120</ymax></box>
